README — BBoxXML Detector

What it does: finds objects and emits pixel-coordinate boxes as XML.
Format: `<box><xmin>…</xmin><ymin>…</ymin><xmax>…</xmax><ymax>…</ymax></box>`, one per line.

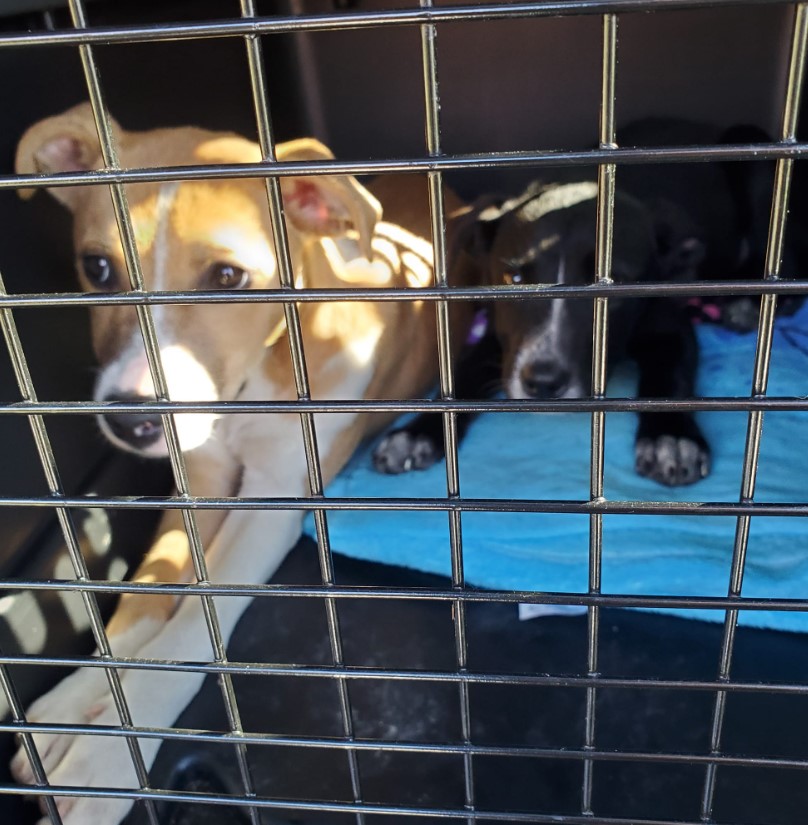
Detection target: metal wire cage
<box><xmin>2</xmin><ymin>0</ymin><xmax>808</xmax><ymax>824</ymax></box>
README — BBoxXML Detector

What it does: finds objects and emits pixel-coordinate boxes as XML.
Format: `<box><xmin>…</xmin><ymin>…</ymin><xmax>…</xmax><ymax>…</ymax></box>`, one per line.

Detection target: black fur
<box><xmin>620</xmin><ymin>118</ymin><xmax>806</xmax><ymax>330</ymax></box>
<box><xmin>375</xmin><ymin>178</ymin><xmax>710</xmax><ymax>486</ymax></box>
<box><xmin>373</xmin><ymin>119</ymin><xmax>806</xmax><ymax>485</ymax></box>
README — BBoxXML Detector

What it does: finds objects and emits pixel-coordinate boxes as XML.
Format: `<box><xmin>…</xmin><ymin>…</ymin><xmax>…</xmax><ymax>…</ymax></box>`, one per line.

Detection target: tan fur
<box><xmin>12</xmin><ymin>104</ymin><xmax>466</xmax><ymax>825</ymax></box>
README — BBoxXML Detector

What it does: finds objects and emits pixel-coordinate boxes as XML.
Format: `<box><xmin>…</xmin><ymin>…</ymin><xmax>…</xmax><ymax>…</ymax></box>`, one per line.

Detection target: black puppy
<box><xmin>374</xmin><ymin>119</ymin><xmax>807</xmax><ymax>484</ymax></box>
<box><xmin>374</xmin><ymin>178</ymin><xmax>711</xmax><ymax>486</ymax></box>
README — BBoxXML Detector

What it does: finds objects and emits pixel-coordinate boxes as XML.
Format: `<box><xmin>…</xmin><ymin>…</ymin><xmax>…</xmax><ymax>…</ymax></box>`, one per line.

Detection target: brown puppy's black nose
<box><xmin>102</xmin><ymin>393</ymin><xmax>164</xmax><ymax>449</ymax></box>
<box><xmin>520</xmin><ymin>362</ymin><xmax>570</xmax><ymax>399</ymax></box>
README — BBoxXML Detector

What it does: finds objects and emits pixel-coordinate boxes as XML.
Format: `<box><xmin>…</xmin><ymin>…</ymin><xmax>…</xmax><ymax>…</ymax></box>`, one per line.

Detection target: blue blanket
<box><xmin>305</xmin><ymin>301</ymin><xmax>808</xmax><ymax>633</ymax></box>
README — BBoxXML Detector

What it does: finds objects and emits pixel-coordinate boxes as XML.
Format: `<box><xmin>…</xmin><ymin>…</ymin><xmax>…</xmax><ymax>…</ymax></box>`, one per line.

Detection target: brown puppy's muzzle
<box><xmin>101</xmin><ymin>392</ymin><xmax>164</xmax><ymax>451</ymax></box>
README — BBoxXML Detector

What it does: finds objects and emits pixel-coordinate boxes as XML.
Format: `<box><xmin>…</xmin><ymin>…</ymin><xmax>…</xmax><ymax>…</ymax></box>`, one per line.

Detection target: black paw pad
<box><xmin>635</xmin><ymin>434</ymin><xmax>710</xmax><ymax>487</ymax></box>
<box><xmin>372</xmin><ymin>430</ymin><xmax>441</xmax><ymax>474</ymax></box>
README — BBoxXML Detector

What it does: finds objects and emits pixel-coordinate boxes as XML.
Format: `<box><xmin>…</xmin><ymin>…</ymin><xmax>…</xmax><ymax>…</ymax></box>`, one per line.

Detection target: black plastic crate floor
<box><xmin>3</xmin><ymin>540</ymin><xmax>808</xmax><ymax>825</ymax></box>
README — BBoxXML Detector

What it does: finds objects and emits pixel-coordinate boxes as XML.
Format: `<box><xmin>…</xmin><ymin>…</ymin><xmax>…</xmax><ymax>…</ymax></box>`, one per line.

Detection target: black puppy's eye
<box><xmin>207</xmin><ymin>263</ymin><xmax>250</xmax><ymax>290</ymax></box>
<box><xmin>504</xmin><ymin>271</ymin><xmax>523</xmax><ymax>285</ymax></box>
<box><xmin>81</xmin><ymin>254</ymin><xmax>117</xmax><ymax>290</ymax></box>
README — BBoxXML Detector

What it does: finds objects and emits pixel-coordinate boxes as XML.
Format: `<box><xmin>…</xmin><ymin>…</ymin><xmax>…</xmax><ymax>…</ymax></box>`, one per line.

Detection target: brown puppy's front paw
<box><xmin>372</xmin><ymin>430</ymin><xmax>441</xmax><ymax>474</ymax></box>
<box><xmin>10</xmin><ymin>666</ymin><xmax>111</xmax><ymax>787</ymax></box>
<box><xmin>635</xmin><ymin>434</ymin><xmax>710</xmax><ymax>486</ymax></box>
<box><xmin>30</xmin><ymin>701</ymin><xmax>142</xmax><ymax>825</ymax></box>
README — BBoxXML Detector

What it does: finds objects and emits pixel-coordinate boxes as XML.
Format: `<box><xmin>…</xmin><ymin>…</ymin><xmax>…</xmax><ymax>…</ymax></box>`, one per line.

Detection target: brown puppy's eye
<box><xmin>504</xmin><ymin>271</ymin><xmax>523</xmax><ymax>285</ymax></box>
<box><xmin>208</xmin><ymin>263</ymin><xmax>250</xmax><ymax>290</ymax></box>
<box><xmin>81</xmin><ymin>254</ymin><xmax>118</xmax><ymax>290</ymax></box>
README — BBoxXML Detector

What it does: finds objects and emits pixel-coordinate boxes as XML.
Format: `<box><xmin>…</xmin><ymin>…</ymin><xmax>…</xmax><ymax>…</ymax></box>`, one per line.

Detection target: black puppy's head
<box><xmin>468</xmin><ymin>180</ymin><xmax>700</xmax><ymax>399</ymax></box>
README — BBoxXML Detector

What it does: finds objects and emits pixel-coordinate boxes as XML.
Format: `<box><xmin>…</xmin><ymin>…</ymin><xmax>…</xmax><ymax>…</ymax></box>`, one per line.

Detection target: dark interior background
<box><xmin>0</xmin><ymin>1</ymin><xmax>807</xmax><ymax>823</ymax></box>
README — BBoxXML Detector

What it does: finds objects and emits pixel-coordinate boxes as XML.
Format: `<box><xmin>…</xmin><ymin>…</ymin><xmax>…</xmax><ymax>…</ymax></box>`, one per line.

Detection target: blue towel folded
<box><xmin>304</xmin><ymin>300</ymin><xmax>808</xmax><ymax>632</ymax></box>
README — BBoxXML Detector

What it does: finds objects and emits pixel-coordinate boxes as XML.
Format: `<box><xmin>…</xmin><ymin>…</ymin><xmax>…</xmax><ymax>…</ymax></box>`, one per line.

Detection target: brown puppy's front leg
<box><xmin>105</xmin><ymin>506</ymin><xmax>228</xmax><ymax>638</ymax></box>
<box><xmin>9</xmin><ymin>444</ymin><xmax>240</xmax><ymax>789</ymax></box>
<box><xmin>24</xmin><ymin>412</ymin><xmax>315</xmax><ymax>825</ymax></box>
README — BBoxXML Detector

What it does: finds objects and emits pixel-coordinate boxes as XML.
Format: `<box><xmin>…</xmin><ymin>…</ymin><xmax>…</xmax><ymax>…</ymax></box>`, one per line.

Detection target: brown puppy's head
<box><xmin>16</xmin><ymin>104</ymin><xmax>381</xmax><ymax>457</ymax></box>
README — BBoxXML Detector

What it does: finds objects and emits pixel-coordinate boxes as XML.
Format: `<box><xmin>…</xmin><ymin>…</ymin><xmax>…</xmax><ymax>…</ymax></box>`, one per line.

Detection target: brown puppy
<box><xmin>11</xmin><ymin>104</ymin><xmax>456</xmax><ymax>825</ymax></box>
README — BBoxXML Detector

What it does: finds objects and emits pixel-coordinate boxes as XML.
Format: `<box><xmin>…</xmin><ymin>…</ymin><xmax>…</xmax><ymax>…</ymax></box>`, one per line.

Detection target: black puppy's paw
<box><xmin>635</xmin><ymin>434</ymin><xmax>710</xmax><ymax>486</ymax></box>
<box><xmin>373</xmin><ymin>429</ymin><xmax>442</xmax><ymax>474</ymax></box>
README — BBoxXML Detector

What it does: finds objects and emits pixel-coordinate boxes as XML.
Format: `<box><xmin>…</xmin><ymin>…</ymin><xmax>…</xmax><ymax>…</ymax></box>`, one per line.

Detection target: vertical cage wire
<box><xmin>700</xmin><ymin>3</ymin><xmax>808</xmax><ymax>820</ymax></box>
<box><xmin>0</xmin><ymin>243</ymin><xmax>63</xmax><ymax>822</ymax></box>
<box><xmin>66</xmin><ymin>1</ymin><xmax>263</xmax><ymax>820</ymax></box>
<box><xmin>1</xmin><ymin>26</ymin><xmax>71</xmax><ymax>800</ymax></box>
<box><xmin>0</xmin><ymin>667</ymin><xmax>61</xmax><ymax>824</ymax></box>
<box><xmin>419</xmin><ymin>0</ymin><xmax>475</xmax><ymax>818</ymax></box>
<box><xmin>582</xmin><ymin>11</ymin><xmax>618</xmax><ymax>817</ymax></box>
<box><xmin>0</xmin><ymin>263</ymin><xmax>159</xmax><ymax>825</ymax></box>
<box><xmin>238</xmin><ymin>1</ymin><xmax>367</xmax><ymax>818</ymax></box>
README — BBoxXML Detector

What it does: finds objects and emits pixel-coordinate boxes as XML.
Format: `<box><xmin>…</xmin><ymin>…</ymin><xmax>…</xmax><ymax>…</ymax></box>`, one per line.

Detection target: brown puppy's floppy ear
<box><xmin>15</xmin><ymin>102</ymin><xmax>117</xmax><ymax>208</ymax></box>
<box><xmin>277</xmin><ymin>138</ymin><xmax>381</xmax><ymax>260</ymax></box>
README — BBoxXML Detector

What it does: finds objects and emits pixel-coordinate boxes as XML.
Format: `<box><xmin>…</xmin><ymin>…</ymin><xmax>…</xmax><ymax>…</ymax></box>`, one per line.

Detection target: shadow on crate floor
<box><xmin>3</xmin><ymin>537</ymin><xmax>808</xmax><ymax>824</ymax></box>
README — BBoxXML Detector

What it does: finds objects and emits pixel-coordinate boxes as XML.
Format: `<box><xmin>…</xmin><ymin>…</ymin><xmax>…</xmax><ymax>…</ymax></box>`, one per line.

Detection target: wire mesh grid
<box><xmin>0</xmin><ymin>1</ymin><xmax>807</xmax><ymax>824</ymax></box>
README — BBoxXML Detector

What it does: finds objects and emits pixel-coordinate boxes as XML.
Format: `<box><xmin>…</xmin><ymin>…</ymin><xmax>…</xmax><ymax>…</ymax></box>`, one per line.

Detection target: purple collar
<box><xmin>466</xmin><ymin>309</ymin><xmax>489</xmax><ymax>346</ymax></box>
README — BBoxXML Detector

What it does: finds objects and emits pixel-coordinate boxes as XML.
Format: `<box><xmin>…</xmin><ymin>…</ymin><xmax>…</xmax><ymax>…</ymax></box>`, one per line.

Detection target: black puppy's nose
<box><xmin>102</xmin><ymin>393</ymin><xmax>164</xmax><ymax>449</ymax></box>
<box><xmin>520</xmin><ymin>362</ymin><xmax>571</xmax><ymax>399</ymax></box>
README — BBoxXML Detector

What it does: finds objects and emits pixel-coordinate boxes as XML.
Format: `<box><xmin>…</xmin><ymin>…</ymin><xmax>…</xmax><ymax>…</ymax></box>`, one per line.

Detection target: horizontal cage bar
<box><xmin>0</xmin><ymin>781</ymin><xmax>744</xmax><ymax>825</ymax></box>
<box><xmin>0</xmin><ymin>0</ymin><xmax>796</xmax><ymax>49</ymax></box>
<box><xmin>4</xmin><ymin>652</ymin><xmax>808</xmax><ymax>696</ymax></box>
<box><xmin>0</xmin><ymin>494</ymin><xmax>806</xmax><ymax>517</ymax></box>
<box><xmin>4</xmin><ymin>279</ymin><xmax>808</xmax><ymax>310</ymax></box>
<box><xmin>4</xmin><ymin>396</ymin><xmax>808</xmax><ymax>415</ymax></box>
<box><xmin>4</xmin><ymin>142</ymin><xmax>808</xmax><ymax>194</ymax></box>
<box><xmin>0</xmin><ymin>719</ymin><xmax>804</xmax><ymax>771</ymax></box>
<box><xmin>4</xmin><ymin>578</ymin><xmax>808</xmax><ymax>613</ymax></box>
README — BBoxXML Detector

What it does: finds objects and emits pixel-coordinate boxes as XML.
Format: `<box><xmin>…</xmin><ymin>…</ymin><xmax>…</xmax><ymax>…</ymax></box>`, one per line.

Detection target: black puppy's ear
<box><xmin>451</xmin><ymin>181</ymin><xmax>547</xmax><ymax>260</ymax></box>
<box><xmin>447</xmin><ymin>195</ymin><xmax>504</xmax><ymax>261</ymax></box>
<box><xmin>446</xmin><ymin>195</ymin><xmax>507</xmax><ymax>285</ymax></box>
<box><xmin>472</xmin><ymin>196</ymin><xmax>509</xmax><ymax>252</ymax></box>
<box><xmin>720</xmin><ymin>124</ymin><xmax>776</xmax><ymax>261</ymax></box>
